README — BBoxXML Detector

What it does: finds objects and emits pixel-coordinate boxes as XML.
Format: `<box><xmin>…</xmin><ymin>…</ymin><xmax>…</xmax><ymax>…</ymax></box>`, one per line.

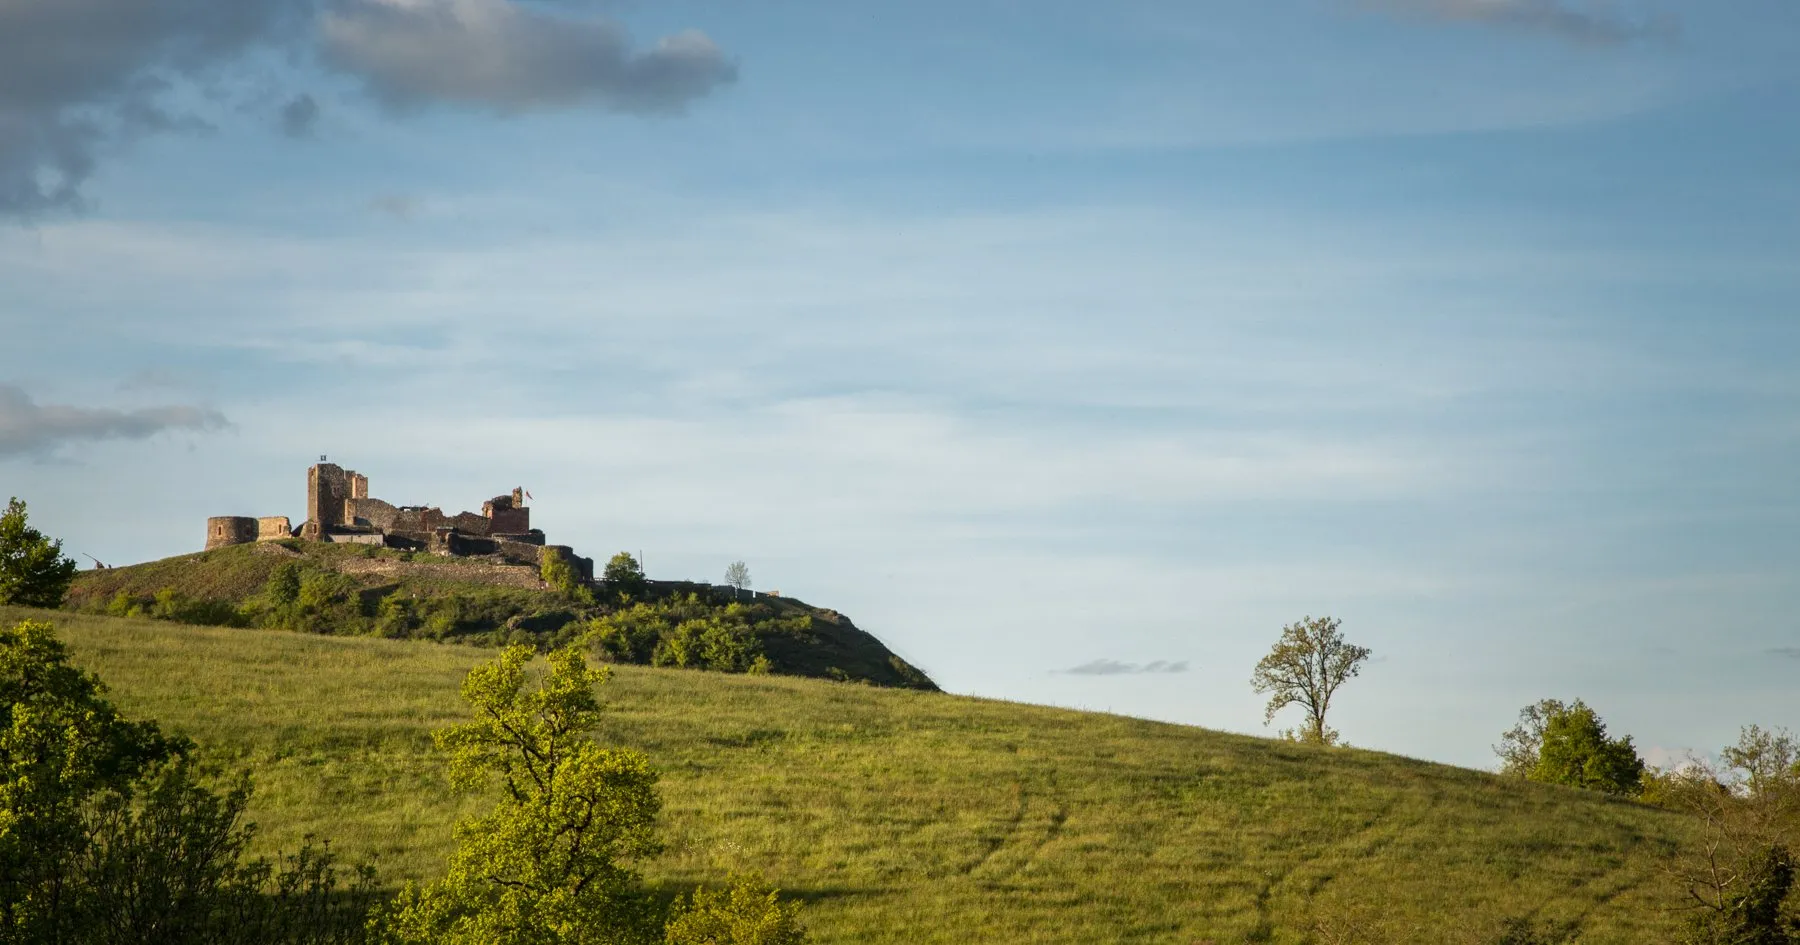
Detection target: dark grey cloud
<box><xmin>0</xmin><ymin>0</ymin><xmax>735</xmax><ymax>218</ymax></box>
<box><xmin>0</xmin><ymin>0</ymin><xmax>306</xmax><ymax>216</ymax></box>
<box><xmin>1770</xmin><ymin>647</ymin><xmax>1800</xmax><ymax>661</ymax></box>
<box><xmin>280</xmin><ymin>93</ymin><xmax>322</xmax><ymax>138</ymax></box>
<box><xmin>0</xmin><ymin>384</ymin><xmax>228</xmax><ymax>458</ymax></box>
<box><xmin>320</xmin><ymin>0</ymin><xmax>736</xmax><ymax>113</ymax></box>
<box><xmin>1367</xmin><ymin>0</ymin><xmax>1675</xmax><ymax>45</ymax></box>
<box><xmin>1061</xmin><ymin>659</ymin><xmax>1190</xmax><ymax>676</ymax></box>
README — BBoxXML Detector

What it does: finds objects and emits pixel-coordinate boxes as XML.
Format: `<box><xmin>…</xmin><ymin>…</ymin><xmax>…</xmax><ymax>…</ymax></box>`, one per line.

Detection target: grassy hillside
<box><xmin>65</xmin><ymin>542</ymin><xmax>934</xmax><ymax>689</ymax></box>
<box><xmin>14</xmin><ymin>606</ymin><xmax>1695</xmax><ymax>944</ymax></box>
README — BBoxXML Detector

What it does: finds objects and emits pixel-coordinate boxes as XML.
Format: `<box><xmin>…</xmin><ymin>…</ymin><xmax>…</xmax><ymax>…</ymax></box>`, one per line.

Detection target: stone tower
<box><xmin>300</xmin><ymin>462</ymin><xmax>367</xmax><ymax>540</ymax></box>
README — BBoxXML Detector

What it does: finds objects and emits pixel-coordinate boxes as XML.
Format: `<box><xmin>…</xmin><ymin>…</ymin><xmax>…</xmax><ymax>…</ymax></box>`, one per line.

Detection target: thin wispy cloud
<box><xmin>1769</xmin><ymin>647</ymin><xmax>1800</xmax><ymax>661</ymax></box>
<box><xmin>1367</xmin><ymin>0</ymin><xmax>1675</xmax><ymax>45</ymax></box>
<box><xmin>0</xmin><ymin>384</ymin><xmax>228</xmax><ymax>459</ymax></box>
<box><xmin>1061</xmin><ymin>659</ymin><xmax>1190</xmax><ymax>676</ymax></box>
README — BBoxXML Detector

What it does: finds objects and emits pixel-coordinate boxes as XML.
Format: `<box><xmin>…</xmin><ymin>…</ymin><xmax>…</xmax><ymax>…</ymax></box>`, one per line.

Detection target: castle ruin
<box><xmin>204</xmin><ymin>461</ymin><xmax>592</xmax><ymax>580</ymax></box>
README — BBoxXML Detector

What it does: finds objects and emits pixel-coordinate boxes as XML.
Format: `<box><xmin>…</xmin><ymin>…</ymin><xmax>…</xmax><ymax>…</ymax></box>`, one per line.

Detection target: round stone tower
<box><xmin>205</xmin><ymin>516</ymin><xmax>259</xmax><ymax>550</ymax></box>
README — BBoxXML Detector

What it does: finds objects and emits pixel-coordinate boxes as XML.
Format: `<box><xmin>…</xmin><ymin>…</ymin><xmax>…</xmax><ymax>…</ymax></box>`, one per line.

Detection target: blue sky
<box><xmin>2</xmin><ymin>0</ymin><xmax>1796</xmax><ymax>770</ymax></box>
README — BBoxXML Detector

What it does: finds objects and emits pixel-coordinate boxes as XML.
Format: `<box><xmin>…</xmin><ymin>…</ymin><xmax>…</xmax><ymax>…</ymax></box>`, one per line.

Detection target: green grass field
<box><xmin>10</xmin><ymin>606</ymin><xmax>1696</xmax><ymax>944</ymax></box>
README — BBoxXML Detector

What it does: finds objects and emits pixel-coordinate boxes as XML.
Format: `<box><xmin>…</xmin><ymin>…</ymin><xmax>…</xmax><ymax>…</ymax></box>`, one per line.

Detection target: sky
<box><xmin>1</xmin><ymin>0</ymin><xmax>1796</xmax><ymax>771</ymax></box>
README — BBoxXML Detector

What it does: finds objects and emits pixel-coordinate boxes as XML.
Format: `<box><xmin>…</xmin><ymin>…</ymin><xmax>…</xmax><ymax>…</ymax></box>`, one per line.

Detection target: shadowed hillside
<box><xmin>14</xmin><ymin>606</ymin><xmax>1697</xmax><ymax>945</ymax></box>
<box><xmin>65</xmin><ymin>542</ymin><xmax>934</xmax><ymax>690</ymax></box>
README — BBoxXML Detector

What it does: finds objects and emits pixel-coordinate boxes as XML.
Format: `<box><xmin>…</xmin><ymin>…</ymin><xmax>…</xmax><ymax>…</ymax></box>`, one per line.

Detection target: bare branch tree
<box><xmin>723</xmin><ymin>560</ymin><xmax>751</xmax><ymax>599</ymax></box>
<box><xmin>1250</xmin><ymin>615</ymin><xmax>1370</xmax><ymax>747</ymax></box>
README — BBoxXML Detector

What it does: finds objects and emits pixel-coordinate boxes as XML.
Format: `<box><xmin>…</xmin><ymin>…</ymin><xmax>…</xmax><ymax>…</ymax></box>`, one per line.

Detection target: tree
<box><xmin>723</xmin><ymin>561</ymin><xmax>752</xmax><ymax>599</ymax></box>
<box><xmin>379</xmin><ymin>644</ymin><xmax>664</xmax><ymax>945</ymax></box>
<box><xmin>1496</xmin><ymin>699</ymin><xmax>1643</xmax><ymax>796</ymax></box>
<box><xmin>1534</xmin><ymin>702</ymin><xmax>1644</xmax><ymax>796</ymax></box>
<box><xmin>1495</xmin><ymin>698</ymin><xmax>1569</xmax><ymax>778</ymax></box>
<box><xmin>1</xmin><ymin>619</ymin><xmax>186</xmax><ymax>938</ymax></box>
<box><xmin>604</xmin><ymin>552</ymin><xmax>648</xmax><ymax>601</ymax></box>
<box><xmin>0</xmin><ymin>619</ymin><xmax>378</xmax><ymax>944</ymax></box>
<box><xmin>1723</xmin><ymin>725</ymin><xmax>1800</xmax><ymax>801</ymax></box>
<box><xmin>0</xmin><ymin>497</ymin><xmax>79</xmax><ymax>608</ymax></box>
<box><xmin>1662</xmin><ymin>726</ymin><xmax>1800</xmax><ymax>944</ymax></box>
<box><xmin>1250</xmin><ymin>615</ymin><xmax>1369</xmax><ymax>746</ymax></box>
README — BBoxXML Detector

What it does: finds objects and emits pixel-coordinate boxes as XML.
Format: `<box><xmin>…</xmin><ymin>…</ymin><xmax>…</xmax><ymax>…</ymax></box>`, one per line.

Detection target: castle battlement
<box><xmin>203</xmin><ymin>462</ymin><xmax>591</xmax><ymax>580</ymax></box>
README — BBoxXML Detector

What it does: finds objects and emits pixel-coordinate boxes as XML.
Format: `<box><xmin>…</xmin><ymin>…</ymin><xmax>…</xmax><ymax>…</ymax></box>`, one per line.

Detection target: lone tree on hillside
<box><xmin>0</xmin><ymin>498</ymin><xmax>78</xmax><ymax>608</ymax></box>
<box><xmin>723</xmin><ymin>560</ymin><xmax>751</xmax><ymax>598</ymax></box>
<box><xmin>1250</xmin><ymin>615</ymin><xmax>1370</xmax><ymax>747</ymax></box>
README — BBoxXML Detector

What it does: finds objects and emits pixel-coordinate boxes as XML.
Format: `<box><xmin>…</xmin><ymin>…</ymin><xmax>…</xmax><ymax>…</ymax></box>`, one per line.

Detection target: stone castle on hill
<box><xmin>204</xmin><ymin>461</ymin><xmax>593</xmax><ymax>580</ymax></box>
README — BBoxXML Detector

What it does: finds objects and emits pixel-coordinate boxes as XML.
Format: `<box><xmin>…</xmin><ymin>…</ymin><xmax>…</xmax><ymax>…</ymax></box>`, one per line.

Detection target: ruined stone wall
<box><xmin>541</xmin><ymin>544</ymin><xmax>594</xmax><ymax>581</ymax></box>
<box><xmin>205</xmin><ymin>516</ymin><xmax>258</xmax><ymax>550</ymax></box>
<box><xmin>257</xmin><ymin>517</ymin><xmax>292</xmax><ymax>541</ymax></box>
<box><xmin>481</xmin><ymin>491</ymin><xmax>531</xmax><ymax>535</ymax></box>
<box><xmin>487</xmin><ymin>506</ymin><xmax>530</xmax><ymax>534</ymax></box>
<box><xmin>347</xmin><ymin>497</ymin><xmax>401</xmax><ymax>532</ymax></box>
<box><xmin>327</xmin><ymin>532</ymin><xmax>385</xmax><ymax>546</ymax></box>
<box><xmin>290</xmin><ymin>465</ymin><xmax>588</xmax><ymax>569</ymax></box>
<box><xmin>378</xmin><ymin>507</ymin><xmax>493</xmax><ymax>537</ymax></box>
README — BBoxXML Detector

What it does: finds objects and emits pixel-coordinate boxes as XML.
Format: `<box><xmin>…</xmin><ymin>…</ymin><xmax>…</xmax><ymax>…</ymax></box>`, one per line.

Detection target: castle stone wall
<box><xmin>207</xmin><ymin>464</ymin><xmax>588</xmax><ymax>579</ymax></box>
<box><xmin>205</xmin><ymin>516</ymin><xmax>258</xmax><ymax>550</ymax></box>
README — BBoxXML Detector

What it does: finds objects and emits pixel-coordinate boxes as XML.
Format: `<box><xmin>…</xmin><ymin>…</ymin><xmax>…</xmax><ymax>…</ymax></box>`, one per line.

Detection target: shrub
<box><xmin>542</xmin><ymin>548</ymin><xmax>595</xmax><ymax>606</ymax></box>
<box><xmin>148</xmin><ymin>586</ymin><xmax>246</xmax><ymax>627</ymax></box>
<box><xmin>664</xmin><ymin>878</ymin><xmax>805</xmax><ymax>945</ymax></box>
<box><xmin>105</xmin><ymin>590</ymin><xmax>146</xmax><ymax>618</ymax></box>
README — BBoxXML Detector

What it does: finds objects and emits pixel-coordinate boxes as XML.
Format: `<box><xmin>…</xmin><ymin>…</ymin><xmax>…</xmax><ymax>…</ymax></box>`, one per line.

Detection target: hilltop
<box><xmin>66</xmin><ymin>541</ymin><xmax>935</xmax><ymax>690</ymax></box>
<box><xmin>14</xmin><ymin>606</ymin><xmax>1694</xmax><ymax>945</ymax></box>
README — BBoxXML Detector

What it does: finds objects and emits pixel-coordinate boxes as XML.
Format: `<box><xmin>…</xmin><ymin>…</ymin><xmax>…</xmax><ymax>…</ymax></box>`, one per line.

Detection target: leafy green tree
<box><xmin>1250</xmin><ymin>615</ymin><xmax>1370</xmax><ymax>746</ymax></box>
<box><xmin>379</xmin><ymin>644</ymin><xmax>663</xmax><ymax>945</ymax></box>
<box><xmin>0</xmin><ymin>619</ymin><xmax>185</xmax><ymax>937</ymax></box>
<box><xmin>0</xmin><ymin>618</ymin><xmax>377</xmax><ymax>943</ymax></box>
<box><xmin>0</xmin><ymin>497</ymin><xmax>79</xmax><ymax>608</ymax></box>
<box><xmin>1505</xmin><ymin>699</ymin><xmax>1644</xmax><ymax>796</ymax></box>
<box><xmin>1495</xmin><ymin>698</ymin><xmax>1569</xmax><ymax>778</ymax></box>
<box><xmin>604</xmin><ymin>552</ymin><xmax>648</xmax><ymax>601</ymax></box>
<box><xmin>663</xmin><ymin>877</ymin><xmax>805</xmax><ymax>945</ymax></box>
